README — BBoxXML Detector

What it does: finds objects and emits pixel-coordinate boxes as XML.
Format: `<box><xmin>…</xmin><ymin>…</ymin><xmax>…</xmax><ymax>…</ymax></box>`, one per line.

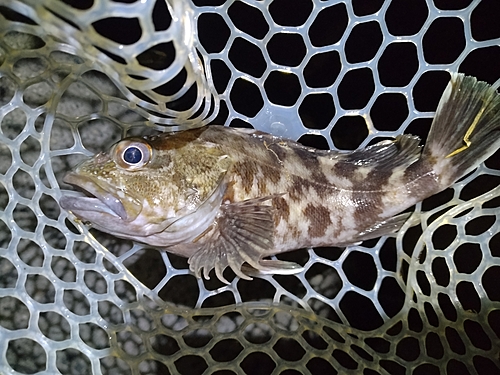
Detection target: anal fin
<box><xmin>337</xmin><ymin>212</ymin><xmax>411</xmax><ymax>246</ymax></box>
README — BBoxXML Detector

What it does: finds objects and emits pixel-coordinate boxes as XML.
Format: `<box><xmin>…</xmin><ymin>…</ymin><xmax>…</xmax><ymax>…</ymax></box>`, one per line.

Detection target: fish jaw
<box><xmin>60</xmin><ymin>172</ymin><xmax>142</xmax><ymax>223</ymax></box>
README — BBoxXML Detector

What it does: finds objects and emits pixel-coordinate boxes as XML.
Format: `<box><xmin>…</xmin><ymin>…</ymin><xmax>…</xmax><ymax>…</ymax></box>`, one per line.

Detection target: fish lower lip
<box><xmin>59</xmin><ymin>195</ymin><xmax>122</xmax><ymax>218</ymax></box>
<box><xmin>62</xmin><ymin>173</ymin><xmax>128</xmax><ymax>220</ymax></box>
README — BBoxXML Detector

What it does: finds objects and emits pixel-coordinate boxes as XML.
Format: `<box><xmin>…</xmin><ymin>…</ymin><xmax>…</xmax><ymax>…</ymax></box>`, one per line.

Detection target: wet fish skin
<box><xmin>60</xmin><ymin>73</ymin><xmax>500</xmax><ymax>283</ymax></box>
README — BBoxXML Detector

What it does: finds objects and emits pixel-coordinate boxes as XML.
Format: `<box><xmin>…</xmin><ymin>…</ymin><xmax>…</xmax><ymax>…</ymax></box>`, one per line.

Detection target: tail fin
<box><xmin>422</xmin><ymin>73</ymin><xmax>500</xmax><ymax>186</ymax></box>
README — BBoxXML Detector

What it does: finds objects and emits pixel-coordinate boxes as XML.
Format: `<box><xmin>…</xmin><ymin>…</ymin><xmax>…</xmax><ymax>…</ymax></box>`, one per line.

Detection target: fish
<box><xmin>59</xmin><ymin>73</ymin><xmax>500</xmax><ymax>284</ymax></box>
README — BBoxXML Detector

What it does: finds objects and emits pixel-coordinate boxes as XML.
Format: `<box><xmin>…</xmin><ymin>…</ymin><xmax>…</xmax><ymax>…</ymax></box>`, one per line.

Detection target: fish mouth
<box><xmin>60</xmin><ymin>172</ymin><xmax>140</xmax><ymax>221</ymax></box>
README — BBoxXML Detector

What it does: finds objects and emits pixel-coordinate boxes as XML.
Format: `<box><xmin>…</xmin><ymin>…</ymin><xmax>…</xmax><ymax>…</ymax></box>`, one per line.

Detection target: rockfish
<box><xmin>60</xmin><ymin>74</ymin><xmax>500</xmax><ymax>283</ymax></box>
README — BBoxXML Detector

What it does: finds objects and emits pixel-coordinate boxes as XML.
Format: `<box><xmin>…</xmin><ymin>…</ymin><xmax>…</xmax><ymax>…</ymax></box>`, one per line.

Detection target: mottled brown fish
<box><xmin>60</xmin><ymin>74</ymin><xmax>500</xmax><ymax>283</ymax></box>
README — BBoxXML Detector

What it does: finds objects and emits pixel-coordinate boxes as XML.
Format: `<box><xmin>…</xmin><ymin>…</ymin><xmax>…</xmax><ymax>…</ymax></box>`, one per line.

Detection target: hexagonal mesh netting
<box><xmin>0</xmin><ymin>0</ymin><xmax>500</xmax><ymax>374</ymax></box>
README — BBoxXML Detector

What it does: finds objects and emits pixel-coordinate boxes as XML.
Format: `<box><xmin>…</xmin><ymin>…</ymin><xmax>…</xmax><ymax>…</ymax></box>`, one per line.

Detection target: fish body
<box><xmin>60</xmin><ymin>74</ymin><xmax>500</xmax><ymax>283</ymax></box>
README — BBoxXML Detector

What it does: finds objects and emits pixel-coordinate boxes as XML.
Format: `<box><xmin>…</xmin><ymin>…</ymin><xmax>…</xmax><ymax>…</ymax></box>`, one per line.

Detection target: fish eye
<box><xmin>114</xmin><ymin>139</ymin><xmax>152</xmax><ymax>169</ymax></box>
<box><xmin>123</xmin><ymin>146</ymin><xmax>143</xmax><ymax>164</ymax></box>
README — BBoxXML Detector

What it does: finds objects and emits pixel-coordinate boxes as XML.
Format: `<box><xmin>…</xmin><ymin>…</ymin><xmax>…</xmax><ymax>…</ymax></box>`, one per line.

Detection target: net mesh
<box><xmin>1</xmin><ymin>0</ymin><xmax>500</xmax><ymax>374</ymax></box>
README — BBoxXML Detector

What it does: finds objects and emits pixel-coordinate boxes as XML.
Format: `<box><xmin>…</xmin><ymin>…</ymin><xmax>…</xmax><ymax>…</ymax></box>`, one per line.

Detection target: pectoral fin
<box><xmin>187</xmin><ymin>196</ymin><xmax>300</xmax><ymax>284</ymax></box>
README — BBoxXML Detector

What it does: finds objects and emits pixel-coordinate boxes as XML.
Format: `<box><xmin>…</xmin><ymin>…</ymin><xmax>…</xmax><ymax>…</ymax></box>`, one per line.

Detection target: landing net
<box><xmin>0</xmin><ymin>1</ymin><xmax>499</xmax><ymax>374</ymax></box>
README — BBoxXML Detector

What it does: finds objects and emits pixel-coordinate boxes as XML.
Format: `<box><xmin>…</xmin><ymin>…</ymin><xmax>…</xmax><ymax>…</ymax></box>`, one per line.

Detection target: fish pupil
<box><xmin>123</xmin><ymin>146</ymin><xmax>142</xmax><ymax>164</ymax></box>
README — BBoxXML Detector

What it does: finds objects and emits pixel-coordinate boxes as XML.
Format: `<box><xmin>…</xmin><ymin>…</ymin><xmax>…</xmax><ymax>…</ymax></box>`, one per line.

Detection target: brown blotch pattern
<box><xmin>272</xmin><ymin>196</ymin><xmax>290</xmax><ymax>225</ymax></box>
<box><xmin>404</xmin><ymin>159</ymin><xmax>433</xmax><ymax>182</ymax></box>
<box><xmin>289</xmin><ymin>175</ymin><xmax>331</xmax><ymax>202</ymax></box>
<box><xmin>352</xmin><ymin>190</ymin><xmax>383</xmax><ymax>230</ymax></box>
<box><xmin>350</xmin><ymin>165</ymin><xmax>396</xmax><ymax>229</ymax></box>
<box><xmin>234</xmin><ymin>160</ymin><xmax>258</xmax><ymax>194</ymax></box>
<box><xmin>333</xmin><ymin>159</ymin><xmax>358</xmax><ymax>180</ymax></box>
<box><xmin>311</xmin><ymin>168</ymin><xmax>331</xmax><ymax>191</ymax></box>
<box><xmin>289</xmin><ymin>175</ymin><xmax>306</xmax><ymax>202</ymax></box>
<box><xmin>293</xmin><ymin>148</ymin><xmax>332</xmax><ymax>190</ymax></box>
<box><xmin>363</xmin><ymin>166</ymin><xmax>393</xmax><ymax>191</ymax></box>
<box><xmin>257</xmin><ymin>175</ymin><xmax>268</xmax><ymax>193</ymax></box>
<box><xmin>310</xmin><ymin>176</ymin><xmax>332</xmax><ymax>199</ymax></box>
<box><xmin>259</xmin><ymin>162</ymin><xmax>282</xmax><ymax>185</ymax></box>
<box><xmin>303</xmin><ymin>203</ymin><xmax>332</xmax><ymax>238</ymax></box>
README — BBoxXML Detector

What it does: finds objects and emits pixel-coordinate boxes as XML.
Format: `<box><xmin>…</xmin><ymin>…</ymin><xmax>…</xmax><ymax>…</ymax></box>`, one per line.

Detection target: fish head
<box><xmin>59</xmin><ymin>130</ymin><xmax>232</xmax><ymax>244</ymax></box>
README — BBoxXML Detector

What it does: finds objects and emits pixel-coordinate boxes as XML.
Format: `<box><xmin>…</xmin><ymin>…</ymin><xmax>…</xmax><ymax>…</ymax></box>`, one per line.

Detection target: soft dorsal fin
<box><xmin>326</xmin><ymin>135</ymin><xmax>422</xmax><ymax>171</ymax></box>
